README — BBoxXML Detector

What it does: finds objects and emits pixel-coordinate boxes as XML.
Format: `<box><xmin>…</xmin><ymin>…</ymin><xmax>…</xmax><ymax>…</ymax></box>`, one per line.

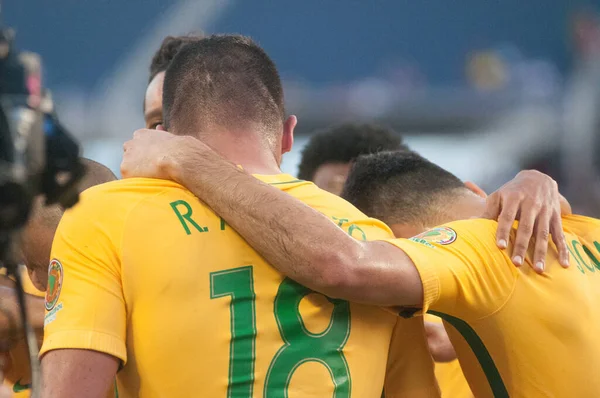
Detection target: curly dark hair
<box><xmin>149</xmin><ymin>34</ymin><xmax>205</xmax><ymax>83</ymax></box>
<box><xmin>298</xmin><ymin>124</ymin><xmax>408</xmax><ymax>181</ymax></box>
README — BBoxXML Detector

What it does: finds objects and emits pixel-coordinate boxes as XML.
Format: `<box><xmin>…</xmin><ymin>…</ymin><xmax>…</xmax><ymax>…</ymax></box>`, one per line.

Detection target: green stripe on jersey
<box><xmin>428</xmin><ymin>310</ymin><xmax>508</xmax><ymax>398</ymax></box>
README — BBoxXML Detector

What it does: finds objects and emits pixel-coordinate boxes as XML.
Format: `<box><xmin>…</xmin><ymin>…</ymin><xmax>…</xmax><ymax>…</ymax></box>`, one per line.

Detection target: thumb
<box><xmin>156</xmin><ymin>124</ymin><xmax>166</xmax><ymax>131</ymax></box>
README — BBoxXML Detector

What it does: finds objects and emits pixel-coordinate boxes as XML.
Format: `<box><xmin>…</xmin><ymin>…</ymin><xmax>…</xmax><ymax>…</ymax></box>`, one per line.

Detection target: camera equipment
<box><xmin>0</xmin><ymin>13</ymin><xmax>85</xmax><ymax>397</ymax></box>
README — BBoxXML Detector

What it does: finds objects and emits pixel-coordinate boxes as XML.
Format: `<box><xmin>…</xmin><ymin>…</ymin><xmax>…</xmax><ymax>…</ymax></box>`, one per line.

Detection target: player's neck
<box><xmin>206</xmin><ymin>135</ymin><xmax>282</xmax><ymax>175</ymax></box>
<box><xmin>437</xmin><ymin>192</ymin><xmax>487</xmax><ymax>224</ymax></box>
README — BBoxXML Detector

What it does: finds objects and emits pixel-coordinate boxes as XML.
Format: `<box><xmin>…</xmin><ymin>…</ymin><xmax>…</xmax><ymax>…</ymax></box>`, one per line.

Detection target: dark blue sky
<box><xmin>4</xmin><ymin>0</ymin><xmax>597</xmax><ymax>91</ymax></box>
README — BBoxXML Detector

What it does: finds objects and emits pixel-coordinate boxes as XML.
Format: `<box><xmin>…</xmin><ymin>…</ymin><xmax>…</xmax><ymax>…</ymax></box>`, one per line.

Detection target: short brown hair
<box><xmin>342</xmin><ymin>151</ymin><xmax>466</xmax><ymax>226</ymax></box>
<box><xmin>162</xmin><ymin>34</ymin><xmax>285</xmax><ymax>138</ymax></box>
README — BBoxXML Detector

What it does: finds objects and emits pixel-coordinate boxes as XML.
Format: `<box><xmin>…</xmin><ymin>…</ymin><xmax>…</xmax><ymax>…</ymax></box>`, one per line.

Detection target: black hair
<box><xmin>341</xmin><ymin>151</ymin><xmax>466</xmax><ymax>225</ymax></box>
<box><xmin>149</xmin><ymin>34</ymin><xmax>205</xmax><ymax>83</ymax></box>
<box><xmin>162</xmin><ymin>34</ymin><xmax>284</xmax><ymax>136</ymax></box>
<box><xmin>298</xmin><ymin>124</ymin><xmax>407</xmax><ymax>181</ymax></box>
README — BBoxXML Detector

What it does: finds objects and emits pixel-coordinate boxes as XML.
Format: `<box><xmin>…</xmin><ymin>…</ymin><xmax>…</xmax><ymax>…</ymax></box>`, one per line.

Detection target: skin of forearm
<box><xmin>167</xmin><ymin>140</ymin><xmax>422</xmax><ymax>306</ymax></box>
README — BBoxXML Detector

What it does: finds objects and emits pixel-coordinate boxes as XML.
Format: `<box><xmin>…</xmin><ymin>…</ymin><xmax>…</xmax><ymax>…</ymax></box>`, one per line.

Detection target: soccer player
<box><xmin>146</xmin><ymin>35</ymin><xmax>435</xmax><ymax>398</ymax></box>
<box><xmin>296</xmin><ymin>124</ymin><xmax>469</xmax><ymax>397</ymax></box>
<box><xmin>40</xmin><ymin>35</ymin><xmax>438</xmax><ymax>398</ymax></box>
<box><xmin>0</xmin><ymin>159</ymin><xmax>116</xmax><ymax>398</ymax></box>
<box><xmin>339</xmin><ymin>154</ymin><xmax>477</xmax><ymax>398</ymax></box>
<box><xmin>297</xmin><ymin>124</ymin><xmax>408</xmax><ymax>195</ymax></box>
<box><xmin>144</xmin><ymin>34</ymin><xmax>204</xmax><ymax>130</ymax></box>
<box><xmin>144</xmin><ymin>35</ymin><xmax>457</xmax><ymax>396</ymax></box>
<box><xmin>122</xmin><ymin>138</ymin><xmax>590</xmax><ymax>396</ymax></box>
<box><xmin>338</xmin><ymin>152</ymin><xmax>599</xmax><ymax>397</ymax></box>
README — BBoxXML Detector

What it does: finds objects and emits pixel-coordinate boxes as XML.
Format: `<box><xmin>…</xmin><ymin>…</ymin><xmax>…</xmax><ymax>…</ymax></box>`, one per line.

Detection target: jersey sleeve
<box><xmin>384</xmin><ymin>219</ymin><xmax>518</xmax><ymax>321</ymax></box>
<box><xmin>383</xmin><ymin>317</ymin><xmax>439</xmax><ymax>398</ymax></box>
<box><xmin>336</xmin><ymin>216</ymin><xmax>395</xmax><ymax>241</ymax></box>
<box><xmin>39</xmin><ymin>193</ymin><xmax>127</xmax><ymax>364</ymax></box>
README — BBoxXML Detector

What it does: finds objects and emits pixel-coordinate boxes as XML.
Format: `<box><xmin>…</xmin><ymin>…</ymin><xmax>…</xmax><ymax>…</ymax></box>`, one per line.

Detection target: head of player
<box><xmin>162</xmin><ymin>35</ymin><xmax>296</xmax><ymax>173</ymax></box>
<box><xmin>342</xmin><ymin>151</ymin><xmax>488</xmax><ymax>238</ymax></box>
<box><xmin>144</xmin><ymin>34</ymin><xmax>204</xmax><ymax>129</ymax></box>
<box><xmin>298</xmin><ymin>124</ymin><xmax>408</xmax><ymax>195</ymax></box>
<box><xmin>20</xmin><ymin>158</ymin><xmax>117</xmax><ymax>291</ymax></box>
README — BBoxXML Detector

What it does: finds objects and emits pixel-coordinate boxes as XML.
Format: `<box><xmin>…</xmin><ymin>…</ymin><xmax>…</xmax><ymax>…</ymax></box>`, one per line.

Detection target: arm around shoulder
<box><xmin>312</xmin><ymin>240</ymin><xmax>424</xmax><ymax>308</ymax></box>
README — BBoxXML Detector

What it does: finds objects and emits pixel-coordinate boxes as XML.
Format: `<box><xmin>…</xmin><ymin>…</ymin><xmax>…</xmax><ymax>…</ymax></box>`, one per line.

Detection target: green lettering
<box><xmin>220</xmin><ymin>217</ymin><xmax>227</xmax><ymax>231</ymax></box>
<box><xmin>573</xmin><ymin>240</ymin><xmax>594</xmax><ymax>272</ymax></box>
<box><xmin>567</xmin><ymin>242</ymin><xmax>585</xmax><ymax>274</ymax></box>
<box><xmin>348</xmin><ymin>225</ymin><xmax>367</xmax><ymax>241</ymax></box>
<box><xmin>169</xmin><ymin>200</ymin><xmax>208</xmax><ymax>235</ymax></box>
<box><xmin>332</xmin><ymin>216</ymin><xmax>349</xmax><ymax>227</ymax></box>
<box><xmin>583</xmin><ymin>245</ymin><xmax>600</xmax><ymax>271</ymax></box>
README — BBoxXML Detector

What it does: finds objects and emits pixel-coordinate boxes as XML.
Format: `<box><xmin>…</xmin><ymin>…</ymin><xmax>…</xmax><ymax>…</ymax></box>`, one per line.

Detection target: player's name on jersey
<box><xmin>567</xmin><ymin>239</ymin><xmax>600</xmax><ymax>274</ymax></box>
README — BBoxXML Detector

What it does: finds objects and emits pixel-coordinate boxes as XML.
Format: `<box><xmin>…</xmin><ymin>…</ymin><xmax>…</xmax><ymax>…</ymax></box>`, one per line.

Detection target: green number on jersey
<box><xmin>210</xmin><ymin>266</ymin><xmax>351</xmax><ymax>397</ymax></box>
<box><xmin>210</xmin><ymin>267</ymin><xmax>257</xmax><ymax>397</ymax></box>
<box><xmin>265</xmin><ymin>278</ymin><xmax>351</xmax><ymax>397</ymax></box>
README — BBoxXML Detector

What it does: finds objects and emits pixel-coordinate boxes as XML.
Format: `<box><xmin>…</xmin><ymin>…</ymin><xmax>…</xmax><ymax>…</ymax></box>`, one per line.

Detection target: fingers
<box><xmin>532</xmin><ymin>209</ymin><xmax>552</xmax><ymax>273</ymax></box>
<box><xmin>511</xmin><ymin>201</ymin><xmax>539</xmax><ymax>267</ymax></box>
<box><xmin>495</xmin><ymin>197</ymin><xmax>520</xmax><ymax>250</ymax></box>
<box><xmin>482</xmin><ymin>193</ymin><xmax>501</xmax><ymax>221</ymax></box>
<box><xmin>550</xmin><ymin>214</ymin><xmax>570</xmax><ymax>268</ymax></box>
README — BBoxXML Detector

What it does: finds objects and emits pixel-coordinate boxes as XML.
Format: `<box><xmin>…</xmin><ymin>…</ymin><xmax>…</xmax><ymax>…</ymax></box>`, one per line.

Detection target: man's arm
<box><xmin>424</xmin><ymin>321</ymin><xmax>457</xmax><ymax>363</ymax></box>
<box><xmin>120</xmin><ymin>131</ymin><xmax>569</xmax><ymax>304</ymax></box>
<box><xmin>42</xmin><ymin>349</ymin><xmax>119</xmax><ymax>398</ymax></box>
<box><xmin>39</xmin><ymin>190</ymin><xmax>126</xmax><ymax>397</ymax></box>
<box><xmin>122</xmin><ymin>131</ymin><xmax>424</xmax><ymax>306</ymax></box>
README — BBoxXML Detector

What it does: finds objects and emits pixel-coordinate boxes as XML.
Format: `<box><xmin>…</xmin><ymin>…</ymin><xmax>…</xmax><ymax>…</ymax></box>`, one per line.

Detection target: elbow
<box><xmin>311</xmin><ymin>242</ymin><xmax>364</xmax><ymax>299</ymax></box>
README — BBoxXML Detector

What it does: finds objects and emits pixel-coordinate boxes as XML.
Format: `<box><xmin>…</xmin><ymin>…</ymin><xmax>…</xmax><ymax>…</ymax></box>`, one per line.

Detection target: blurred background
<box><xmin>5</xmin><ymin>0</ymin><xmax>600</xmax><ymax>216</ymax></box>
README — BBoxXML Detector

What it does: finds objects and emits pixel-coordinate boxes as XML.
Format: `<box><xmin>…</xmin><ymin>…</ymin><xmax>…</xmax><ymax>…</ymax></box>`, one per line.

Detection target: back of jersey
<box><xmin>490</xmin><ymin>214</ymin><xmax>600</xmax><ymax>397</ymax></box>
<box><xmin>393</xmin><ymin>215</ymin><xmax>600</xmax><ymax>397</ymax></box>
<box><xmin>117</xmin><ymin>175</ymin><xmax>398</xmax><ymax>397</ymax></box>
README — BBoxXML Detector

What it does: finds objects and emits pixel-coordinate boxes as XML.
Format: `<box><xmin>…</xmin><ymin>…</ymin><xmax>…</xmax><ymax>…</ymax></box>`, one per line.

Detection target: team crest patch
<box><xmin>45</xmin><ymin>259</ymin><xmax>63</xmax><ymax>311</ymax></box>
<box><xmin>410</xmin><ymin>227</ymin><xmax>457</xmax><ymax>246</ymax></box>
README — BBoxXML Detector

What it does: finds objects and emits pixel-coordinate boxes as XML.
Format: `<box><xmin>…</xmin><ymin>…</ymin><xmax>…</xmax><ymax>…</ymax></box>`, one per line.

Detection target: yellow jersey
<box><xmin>41</xmin><ymin>175</ymin><xmax>437</xmax><ymax>398</ymax></box>
<box><xmin>2</xmin><ymin>270</ymin><xmax>43</xmax><ymax>398</ymax></box>
<box><xmin>383</xmin><ymin>316</ymin><xmax>439</xmax><ymax>398</ymax></box>
<box><xmin>423</xmin><ymin>315</ymin><xmax>472</xmax><ymax>398</ymax></box>
<box><xmin>386</xmin><ymin>215</ymin><xmax>600</xmax><ymax>397</ymax></box>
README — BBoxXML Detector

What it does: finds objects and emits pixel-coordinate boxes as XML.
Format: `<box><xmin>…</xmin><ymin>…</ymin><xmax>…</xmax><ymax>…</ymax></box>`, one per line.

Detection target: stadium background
<box><xmin>5</xmin><ymin>0</ymin><xmax>600</xmax><ymax>215</ymax></box>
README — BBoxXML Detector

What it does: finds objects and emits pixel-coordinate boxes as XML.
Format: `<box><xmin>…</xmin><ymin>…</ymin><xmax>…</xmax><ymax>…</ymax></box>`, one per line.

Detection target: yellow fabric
<box><xmin>383</xmin><ymin>316</ymin><xmax>439</xmax><ymax>397</ymax></box>
<box><xmin>385</xmin><ymin>215</ymin><xmax>600</xmax><ymax>397</ymax></box>
<box><xmin>41</xmin><ymin>175</ymin><xmax>437</xmax><ymax>398</ymax></box>
<box><xmin>423</xmin><ymin>314</ymin><xmax>473</xmax><ymax>398</ymax></box>
<box><xmin>2</xmin><ymin>270</ymin><xmax>43</xmax><ymax>398</ymax></box>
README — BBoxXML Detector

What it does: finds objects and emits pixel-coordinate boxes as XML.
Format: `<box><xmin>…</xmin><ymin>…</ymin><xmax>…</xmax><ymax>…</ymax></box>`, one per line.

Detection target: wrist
<box><xmin>161</xmin><ymin>135</ymin><xmax>203</xmax><ymax>184</ymax></box>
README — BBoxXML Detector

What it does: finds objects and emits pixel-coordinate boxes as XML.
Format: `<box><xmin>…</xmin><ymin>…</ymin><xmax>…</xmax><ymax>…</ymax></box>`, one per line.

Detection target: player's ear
<box><xmin>465</xmin><ymin>181</ymin><xmax>487</xmax><ymax>198</ymax></box>
<box><xmin>281</xmin><ymin>115</ymin><xmax>296</xmax><ymax>155</ymax></box>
